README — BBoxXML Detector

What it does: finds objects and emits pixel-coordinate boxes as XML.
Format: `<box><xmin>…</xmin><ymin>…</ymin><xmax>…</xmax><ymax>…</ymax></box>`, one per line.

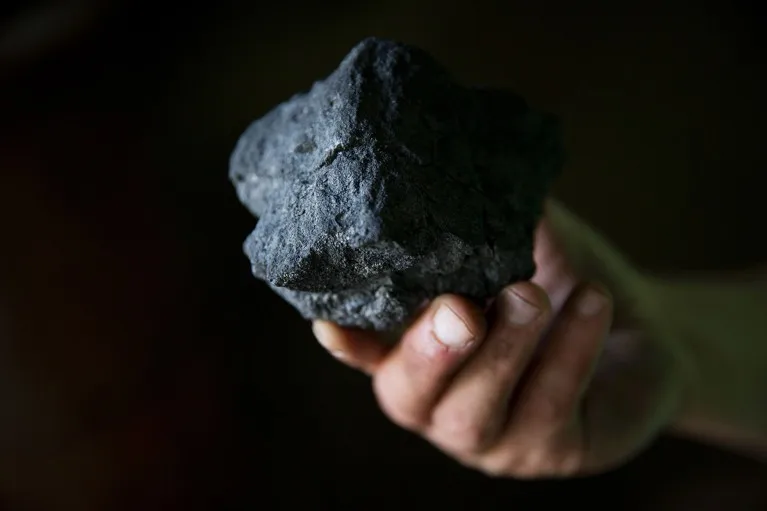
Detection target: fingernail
<box><xmin>577</xmin><ymin>288</ymin><xmax>607</xmax><ymax>317</ymax></box>
<box><xmin>312</xmin><ymin>321</ymin><xmax>336</xmax><ymax>351</ymax></box>
<box><xmin>432</xmin><ymin>304</ymin><xmax>474</xmax><ymax>348</ymax></box>
<box><xmin>505</xmin><ymin>288</ymin><xmax>541</xmax><ymax>325</ymax></box>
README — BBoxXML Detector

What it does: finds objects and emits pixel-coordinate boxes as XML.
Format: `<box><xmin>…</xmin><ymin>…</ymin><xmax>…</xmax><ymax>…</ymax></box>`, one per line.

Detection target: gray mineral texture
<box><xmin>230</xmin><ymin>38</ymin><xmax>564</xmax><ymax>331</ymax></box>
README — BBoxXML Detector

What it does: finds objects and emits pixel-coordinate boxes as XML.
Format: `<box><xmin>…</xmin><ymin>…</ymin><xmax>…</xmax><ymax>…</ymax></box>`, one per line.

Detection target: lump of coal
<box><xmin>230</xmin><ymin>37</ymin><xmax>564</xmax><ymax>331</ymax></box>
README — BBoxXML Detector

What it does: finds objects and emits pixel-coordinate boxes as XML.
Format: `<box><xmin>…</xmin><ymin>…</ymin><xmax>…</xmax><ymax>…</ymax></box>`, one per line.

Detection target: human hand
<box><xmin>312</xmin><ymin>200</ymin><xmax>686</xmax><ymax>478</ymax></box>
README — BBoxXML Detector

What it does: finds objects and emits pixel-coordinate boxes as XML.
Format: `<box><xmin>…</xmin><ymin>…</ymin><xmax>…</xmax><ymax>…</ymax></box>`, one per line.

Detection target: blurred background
<box><xmin>1</xmin><ymin>0</ymin><xmax>766</xmax><ymax>509</ymax></box>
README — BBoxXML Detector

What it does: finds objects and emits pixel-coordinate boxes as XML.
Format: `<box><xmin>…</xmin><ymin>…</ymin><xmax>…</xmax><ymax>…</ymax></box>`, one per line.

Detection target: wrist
<box><xmin>638</xmin><ymin>277</ymin><xmax>698</xmax><ymax>426</ymax></box>
<box><xmin>642</xmin><ymin>276</ymin><xmax>767</xmax><ymax>457</ymax></box>
<box><xmin>619</xmin><ymin>274</ymin><xmax>693</xmax><ymax>430</ymax></box>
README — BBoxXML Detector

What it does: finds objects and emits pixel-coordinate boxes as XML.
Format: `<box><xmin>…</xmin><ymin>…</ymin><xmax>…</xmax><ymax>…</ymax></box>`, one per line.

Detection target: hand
<box><xmin>312</xmin><ymin>200</ymin><xmax>686</xmax><ymax>478</ymax></box>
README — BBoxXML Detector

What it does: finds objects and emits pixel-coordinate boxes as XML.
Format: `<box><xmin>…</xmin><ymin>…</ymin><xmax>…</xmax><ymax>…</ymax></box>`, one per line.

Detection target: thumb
<box><xmin>312</xmin><ymin>321</ymin><xmax>392</xmax><ymax>375</ymax></box>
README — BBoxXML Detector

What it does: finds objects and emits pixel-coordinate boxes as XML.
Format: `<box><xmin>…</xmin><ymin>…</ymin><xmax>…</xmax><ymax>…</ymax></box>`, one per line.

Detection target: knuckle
<box><xmin>479</xmin><ymin>457</ymin><xmax>516</xmax><ymax>478</ymax></box>
<box><xmin>484</xmin><ymin>335</ymin><xmax>525</xmax><ymax>368</ymax></box>
<box><xmin>527</xmin><ymin>387</ymin><xmax>575</xmax><ymax>424</ymax></box>
<box><xmin>519</xmin><ymin>447</ymin><xmax>583</xmax><ymax>479</ymax></box>
<box><xmin>557</xmin><ymin>451</ymin><xmax>585</xmax><ymax>476</ymax></box>
<box><xmin>433</xmin><ymin>412</ymin><xmax>491</xmax><ymax>454</ymax></box>
<box><xmin>473</xmin><ymin>441</ymin><xmax>585</xmax><ymax>480</ymax></box>
<box><xmin>475</xmin><ymin>444</ymin><xmax>524</xmax><ymax>478</ymax></box>
<box><xmin>377</xmin><ymin>395</ymin><xmax>422</xmax><ymax>431</ymax></box>
<box><xmin>483</xmin><ymin>445</ymin><xmax>567</xmax><ymax>480</ymax></box>
<box><xmin>510</xmin><ymin>455</ymin><xmax>555</xmax><ymax>479</ymax></box>
<box><xmin>516</xmin><ymin>447</ymin><xmax>551</xmax><ymax>479</ymax></box>
<box><xmin>372</xmin><ymin>376</ymin><xmax>424</xmax><ymax>431</ymax></box>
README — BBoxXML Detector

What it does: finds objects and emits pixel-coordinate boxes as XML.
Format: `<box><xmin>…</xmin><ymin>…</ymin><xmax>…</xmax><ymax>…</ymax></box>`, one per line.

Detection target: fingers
<box><xmin>313</xmin><ymin>280</ymin><xmax>614</xmax><ymax>479</ymax></box>
<box><xmin>429</xmin><ymin>283</ymin><xmax>551</xmax><ymax>453</ymax></box>
<box><xmin>372</xmin><ymin>295</ymin><xmax>486</xmax><ymax>431</ymax></box>
<box><xmin>423</xmin><ymin>282</ymin><xmax>613</xmax><ymax>479</ymax></box>
<box><xmin>532</xmin><ymin>211</ymin><xmax>578</xmax><ymax>313</ymax></box>
<box><xmin>312</xmin><ymin>320</ymin><xmax>391</xmax><ymax>375</ymax></box>
<box><xmin>510</xmin><ymin>284</ymin><xmax>612</xmax><ymax>440</ymax></box>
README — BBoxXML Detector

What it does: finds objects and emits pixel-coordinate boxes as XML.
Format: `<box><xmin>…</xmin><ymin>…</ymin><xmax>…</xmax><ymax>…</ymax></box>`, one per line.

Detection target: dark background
<box><xmin>1</xmin><ymin>1</ymin><xmax>766</xmax><ymax>509</ymax></box>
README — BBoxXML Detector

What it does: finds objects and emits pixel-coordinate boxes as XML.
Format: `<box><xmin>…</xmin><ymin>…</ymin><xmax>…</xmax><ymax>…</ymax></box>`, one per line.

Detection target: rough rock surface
<box><xmin>230</xmin><ymin>38</ymin><xmax>564</xmax><ymax>331</ymax></box>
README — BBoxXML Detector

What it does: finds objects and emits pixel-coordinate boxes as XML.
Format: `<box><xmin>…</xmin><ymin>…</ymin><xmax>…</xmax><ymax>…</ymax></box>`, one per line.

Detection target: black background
<box><xmin>1</xmin><ymin>1</ymin><xmax>766</xmax><ymax>509</ymax></box>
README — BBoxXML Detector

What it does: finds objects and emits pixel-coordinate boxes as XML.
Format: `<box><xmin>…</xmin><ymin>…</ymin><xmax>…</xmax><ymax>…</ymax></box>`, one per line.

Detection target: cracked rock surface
<box><xmin>230</xmin><ymin>37</ymin><xmax>564</xmax><ymax>331</ymax></box>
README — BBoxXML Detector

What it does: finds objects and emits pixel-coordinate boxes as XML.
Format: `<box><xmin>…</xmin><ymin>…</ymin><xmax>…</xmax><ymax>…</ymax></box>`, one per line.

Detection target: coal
<box><xmin>230</xmin><ymin>38</ymin><xmax>564</xmax><ymax>331</ymax></box>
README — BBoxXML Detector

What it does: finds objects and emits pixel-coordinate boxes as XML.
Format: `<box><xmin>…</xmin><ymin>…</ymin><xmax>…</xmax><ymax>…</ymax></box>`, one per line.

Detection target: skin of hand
<box><xmin>311</xmin><ymin>199</ymin><xmax>688</xmax><ymax>478</ymax></box>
